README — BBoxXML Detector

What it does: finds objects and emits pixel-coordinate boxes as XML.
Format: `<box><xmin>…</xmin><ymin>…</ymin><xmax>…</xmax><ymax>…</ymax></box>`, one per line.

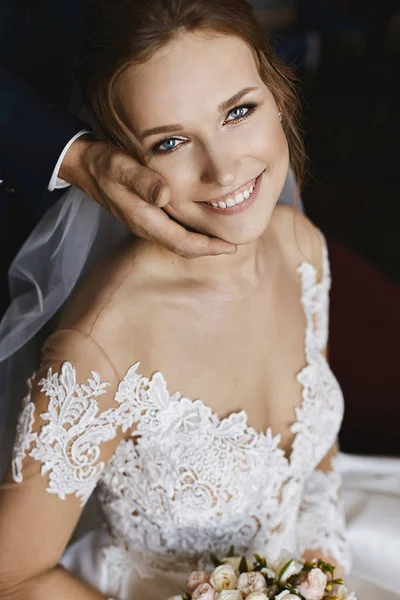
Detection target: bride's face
<box><xmin>118</xmin><ymin>32</ymin><xmax>289</xmax><ymax>245</ymax></box>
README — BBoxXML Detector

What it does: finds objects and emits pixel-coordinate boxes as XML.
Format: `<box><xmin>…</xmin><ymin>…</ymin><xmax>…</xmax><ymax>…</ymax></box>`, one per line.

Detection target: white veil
<box><xmin>0</xmin><ymin>186</ymin><xmax>130</xmax><ymax>474</ymax></box>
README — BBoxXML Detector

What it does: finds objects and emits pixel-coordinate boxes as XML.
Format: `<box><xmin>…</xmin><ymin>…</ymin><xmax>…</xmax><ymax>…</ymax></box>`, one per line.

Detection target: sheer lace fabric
<box><xmin>11</xmin><ymin>242</ymin><xmax>351</xmax><ymax>593</ymax></box>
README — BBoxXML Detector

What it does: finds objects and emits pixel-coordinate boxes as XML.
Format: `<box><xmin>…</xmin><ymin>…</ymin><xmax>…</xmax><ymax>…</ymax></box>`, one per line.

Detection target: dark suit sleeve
<box><xmin>0</xmin><ymin>66</ymin><xmax>89</xmax><ymax>215</ymax></box>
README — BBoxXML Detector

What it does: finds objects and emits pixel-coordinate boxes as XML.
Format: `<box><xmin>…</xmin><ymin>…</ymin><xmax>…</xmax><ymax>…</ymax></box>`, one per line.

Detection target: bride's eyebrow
<box><xmin>218</xmin><ymin>86</ymin><xmax>259</xmax><ymax>113</ymax></box>
<box><xmin>139</xmin><ymin>86</ymin><xmax>260</xmax><ymax>141</ymax></box>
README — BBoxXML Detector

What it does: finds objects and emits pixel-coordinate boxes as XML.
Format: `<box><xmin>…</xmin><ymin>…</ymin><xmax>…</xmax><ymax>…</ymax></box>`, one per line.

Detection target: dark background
<box><xmin>257</xmin><ymin>0</ymin><xmax>399</xmax><ymax>455</ymax></box>
<box><xmin>257</xmin><ymin>0</ymin><xmax>399</xmax><ymax>286</ymax></box>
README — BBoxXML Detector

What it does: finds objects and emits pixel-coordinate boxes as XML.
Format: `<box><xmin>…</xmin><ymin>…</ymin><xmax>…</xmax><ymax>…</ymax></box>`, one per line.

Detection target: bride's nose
<box><xmin>198</xmin><ymin>143</ymin><xmax>238</xmax><ymax>188</ymax></box>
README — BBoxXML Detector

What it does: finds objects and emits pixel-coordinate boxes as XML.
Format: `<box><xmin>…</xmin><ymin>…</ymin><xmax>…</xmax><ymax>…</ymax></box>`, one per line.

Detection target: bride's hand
<box><xmin>59</xmin><ymin>136</ymin><xmax>236</xmax><ymax>259</ymax></box>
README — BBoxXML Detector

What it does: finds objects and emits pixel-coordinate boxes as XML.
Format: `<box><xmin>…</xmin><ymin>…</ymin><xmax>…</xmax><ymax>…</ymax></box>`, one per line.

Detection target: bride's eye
<box><xmin>152</xmin><ymin>137</ymin><xmax>186</xmax><ymax>155</ymax></box>
<box><xmin>225</xmin><ymin>103</ymin><xmax>257</xmax><ymax>123</ymax></box>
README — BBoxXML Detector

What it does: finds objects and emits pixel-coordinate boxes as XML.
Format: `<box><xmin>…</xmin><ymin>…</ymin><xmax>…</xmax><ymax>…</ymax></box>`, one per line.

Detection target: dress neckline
<box><xmin>120</xmin><ymin>248</ymin><xmax>330</xmax><ymax>470</ymax></box>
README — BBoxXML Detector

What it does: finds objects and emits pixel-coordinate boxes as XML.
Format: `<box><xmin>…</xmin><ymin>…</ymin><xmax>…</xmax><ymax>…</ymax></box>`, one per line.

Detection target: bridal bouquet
<box><xmin>166</xmin><ymin>549</ymin><xmax>357</xmax><ymax>600</ymax></box>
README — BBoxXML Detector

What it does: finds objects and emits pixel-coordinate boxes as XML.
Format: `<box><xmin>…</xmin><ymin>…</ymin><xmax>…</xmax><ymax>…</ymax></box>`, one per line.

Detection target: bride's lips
<box><xmin>199</xmin><ymin>171</ymin><xmax>264</xmax><ymax>216</ymax></box>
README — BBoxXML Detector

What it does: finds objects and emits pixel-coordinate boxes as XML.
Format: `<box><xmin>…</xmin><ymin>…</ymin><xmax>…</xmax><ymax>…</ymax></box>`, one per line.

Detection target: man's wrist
<box><xmin>58</xmin><ymin>133</ymin><xmax>96</xmax><ymax>187</ymax></box>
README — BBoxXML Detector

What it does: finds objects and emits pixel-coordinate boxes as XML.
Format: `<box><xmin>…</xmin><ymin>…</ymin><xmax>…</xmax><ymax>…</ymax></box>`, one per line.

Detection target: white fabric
<box><xmin>48</xmin><ymin>129</ymin><xmax>90</xmax><ymax>191</ymax></box>
<box><xmin>340</xmin><ymin>454</ymin><xmax>400</xmax><ymax>594</ymax></box>
<box><xmin>59</xmin><ymin>453</ymin><xmax>400</xmax><ymax>600</ymax></box>
<box><xmin>11</xmin><ymin>246</ymin><xmax>354</xmax><ymax>599</ymax></box>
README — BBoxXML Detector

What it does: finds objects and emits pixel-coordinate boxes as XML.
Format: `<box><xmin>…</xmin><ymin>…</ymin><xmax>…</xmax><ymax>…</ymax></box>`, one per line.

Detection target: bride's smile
<box><xmin>198</xmin><ymin>170</ymin><xmax>263</xmax><ymax>214</ymax></box>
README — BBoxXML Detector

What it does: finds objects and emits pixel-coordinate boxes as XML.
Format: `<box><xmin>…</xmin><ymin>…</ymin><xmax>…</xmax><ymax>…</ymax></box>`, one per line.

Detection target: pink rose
<box><xmin>295</xmin><ymin>568</ymin><xmax>328</xmax><ymax>600</ymax></box>
<box><xmin>237</xmin><ymin>572</ymin><xmax>268</xmax><ymax>596</ymax></box>
<box><xmin>192</xmin><ymin>583</ymin><xmax>217</xmax><ymax>600</ymax></box>
<box><xmin>186</xmin><ymin>571</ymin><xmax>211</xmax><ymax>594</ymax></box>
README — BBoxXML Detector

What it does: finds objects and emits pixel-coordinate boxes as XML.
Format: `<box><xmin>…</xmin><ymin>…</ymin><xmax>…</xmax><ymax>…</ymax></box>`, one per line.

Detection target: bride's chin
<box><xmin>163</xmin><ymin>210</ymin><xmax>266</xmax><ymax>247</ymax></box>
<box><xmin>208</xmin><ymin>224</ymin><xmax>268</xmax><ymax>247</ymax></box>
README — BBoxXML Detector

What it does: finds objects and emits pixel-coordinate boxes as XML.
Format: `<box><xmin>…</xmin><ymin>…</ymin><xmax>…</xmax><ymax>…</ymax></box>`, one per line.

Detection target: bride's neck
<box><xmin>134</xmin><ymin>234</ymin><xmax>273</xmax><ymax>297</ymax></box>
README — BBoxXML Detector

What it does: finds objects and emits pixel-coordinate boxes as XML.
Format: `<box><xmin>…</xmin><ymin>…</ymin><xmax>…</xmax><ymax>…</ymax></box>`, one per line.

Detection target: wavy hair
<box><xmin>81</xmin><ymin>0</ymin><xmax>306</xmax><ymax>189</ymax></box>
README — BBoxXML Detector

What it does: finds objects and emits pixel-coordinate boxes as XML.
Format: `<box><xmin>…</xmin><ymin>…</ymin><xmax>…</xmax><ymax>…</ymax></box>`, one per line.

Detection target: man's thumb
<box><xmin>123</xmin><ymin>161</ymin><xmax>171</xmax><ymax>207</ymax></box>
<box><xmin>150</xmin><ymin>182</ymin><xmax>171</xmax><ymax>208</ymax></box>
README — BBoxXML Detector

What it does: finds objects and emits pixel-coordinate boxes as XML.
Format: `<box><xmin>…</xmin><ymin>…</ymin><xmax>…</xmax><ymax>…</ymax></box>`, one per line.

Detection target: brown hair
<box><xmin>82</xmin><ymin>0</ymin><xmax>306</xmax><ymax>188</ymax></box>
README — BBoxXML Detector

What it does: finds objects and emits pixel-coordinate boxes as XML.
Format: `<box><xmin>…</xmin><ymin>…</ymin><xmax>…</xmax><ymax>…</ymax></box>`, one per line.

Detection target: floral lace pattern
<box><xmin>11</xmin><ymin>362</ymin><xmax>136</xmax><ymax>504</ymax></box>
<box><xmin>297</xmin><ymin>455</ymin><xmax>351</xmax><ymax>568</ymax></box>
<box><xmin>11</xmin><ymin>242</ymin><xmax>350</xmax><ymax>589</ymax></box>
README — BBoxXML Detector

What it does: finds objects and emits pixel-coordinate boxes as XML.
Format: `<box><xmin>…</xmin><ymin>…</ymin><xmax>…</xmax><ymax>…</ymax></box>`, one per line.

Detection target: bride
<box><xmin>0</xmin><ymin>1</ymin><xmax>397</xmax><ymax>599</ymax></box>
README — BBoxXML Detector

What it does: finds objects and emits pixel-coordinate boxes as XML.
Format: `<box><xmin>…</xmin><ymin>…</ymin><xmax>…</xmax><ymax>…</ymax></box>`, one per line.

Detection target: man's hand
<box><xmin>59</xmin><ymin>137</ymin><xmax>237</xmax><ymax>259</ymax></box>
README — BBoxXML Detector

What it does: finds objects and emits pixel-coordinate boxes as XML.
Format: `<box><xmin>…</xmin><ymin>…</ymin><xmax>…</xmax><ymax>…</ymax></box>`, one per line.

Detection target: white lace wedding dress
<box><xmin>10</xmin><ymin>244</ymin><xmax>400</xmax><ymax>600</ymax></box>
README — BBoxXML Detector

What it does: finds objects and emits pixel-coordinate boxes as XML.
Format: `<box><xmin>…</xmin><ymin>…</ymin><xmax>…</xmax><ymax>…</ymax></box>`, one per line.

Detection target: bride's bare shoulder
<box><xmin>57</xmin><ymin>239</ymin><xmax>148</xmax><ymax>339</ymax></box>
<box><xmin>269</xmin><ymin>204</ymin><xmax>325</xmax><ymax>278</ymax></box>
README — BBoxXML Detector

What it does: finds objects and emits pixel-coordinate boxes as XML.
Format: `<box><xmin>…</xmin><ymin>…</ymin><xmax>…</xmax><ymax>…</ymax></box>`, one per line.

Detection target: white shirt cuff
<box><xmin>48</xmin><ymin>129</ymin><xmax>91</xmax><ymax>191</ymax></box>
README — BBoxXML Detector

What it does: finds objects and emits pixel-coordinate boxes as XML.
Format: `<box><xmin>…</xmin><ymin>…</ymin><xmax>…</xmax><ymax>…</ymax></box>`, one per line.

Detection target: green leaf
<box><xmin>227</xmin><ymin>545</ymin><xmax>235</xmax><ymax>557</ymax></box>
<box><xmin>239</xmin><ymin>556</ymin><xmax>248</xmax><ymax>574</ymax></box>
<box><xmin>284</xmin><ymin>583</ymin><xmax>306</xmax><ymax>599</ymax></box>
<box><xmin>317</xmin><ymin>559</ymin><xmax>335</xmax><ymax>577</ymax></box>
<box><xmin>267</xmin><ymin>582</ymin><xmax>279</xmax><ymax>599</ymax></box>
<box><xmin>210</xmin><ymin>553</ymin><xmax>222</xmax><ymax>568</ymax></box>
<box><xmin>278</xmin><ymin>560</ymin><xmax>294</xmax><ymax>582</ymax></box>
<box><xmin>252</xmin><ymin>553</ymin><xmax>267</xmax><ymax>571</ymax></box>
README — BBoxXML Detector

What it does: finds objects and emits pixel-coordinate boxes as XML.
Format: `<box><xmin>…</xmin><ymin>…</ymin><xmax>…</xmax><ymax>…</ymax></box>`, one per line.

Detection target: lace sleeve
<box><xmin>297</xmin><ymin>447</ymin><xmax>351</xmax><ymax>574</ymax></box>
<box><xmin>9</xmin><ymin>330</ymin><xmax>136</xmax><ymax>507</ymax></box>
<box><xmin>0</xmin><ymin>329</ymin><xmax>140</xmax><ymax>593</ymax></box>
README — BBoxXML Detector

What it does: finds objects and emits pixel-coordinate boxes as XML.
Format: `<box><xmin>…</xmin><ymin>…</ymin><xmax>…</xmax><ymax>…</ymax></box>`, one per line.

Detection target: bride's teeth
<box><xmin>205</xmin><ymin>177</ymin><xmax>258</xmax><ymax>209</ymax></box>
<box><xmin>235</xmin><ymin>193</ymin><xmax>244</xmax><ymax>204</ymax></box>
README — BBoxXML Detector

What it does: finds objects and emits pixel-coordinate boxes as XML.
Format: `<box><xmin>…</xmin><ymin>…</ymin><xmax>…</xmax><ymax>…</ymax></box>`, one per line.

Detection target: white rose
<box><xmin>246</xmin><ymin>593</ymin><xmax>269</xmax><ymax>600</ymax></box>
<box><xmin>273</xmin><ymin>551</ymin><xmax>303</xmax><ymax>583</ymax></box>
<box><xmin>217</xmin><ymin>591</ymin><xmax>242</xmax><ymax>600</ymax></box>
<box><xmin>222</xmin><ymin>557</ymin><xmax>243</xmax><ymax>574</ymax></box>
<box><xmin>210</xmin><ymin>564</ymin><xmax>238</xmax><ymax>592</ymax></box>
<box><xmin>329</xmin><ymin>583</ymin><xmax>357</xmax><ymax>600</ymax></box>
<box><xmin>329</xmin><ymin>584</ymin><xmax>347</xmax><ymax>600</ymax></box>
<box><xmin>275</xmin><ymin>592</ymin><xmax>299</xmax><ymax>600</ymax></box>
<box><xmin>260</xmin><ymin>567</ymin><xmax>276</xmax><ymax>580</ymax></box>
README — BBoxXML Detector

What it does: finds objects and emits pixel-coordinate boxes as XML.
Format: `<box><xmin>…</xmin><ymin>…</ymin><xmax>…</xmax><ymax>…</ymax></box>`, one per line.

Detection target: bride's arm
<box><xmin>0</xmin><ymin>331</ymin><xmax>129</xmax><ymax>600</ymax></box>
<box><xmin>297</xmin><ymin>442</ymin><xmax>350</xmax><ymax>579</ymax></box>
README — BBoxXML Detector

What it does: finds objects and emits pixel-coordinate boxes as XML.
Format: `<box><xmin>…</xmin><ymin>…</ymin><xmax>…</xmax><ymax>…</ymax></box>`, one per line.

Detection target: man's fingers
<box><xmin>100</xmin><ymin>149</ymin><xmax>237</xmax><ymax>257</ymax></box>
<box><xmin>136</xmin><ymin>205</ymin><xmax>237</xmax><ymax>258</ymax></box>
<box><xmin>119</xmin><ymin>160</ymin><xmax>171</xmax><ymax>207</ymax></box>
<box><xmin>170</xmin><ymin>229</ymin><xmax>238</xmax><ymax>259</ymax></box>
